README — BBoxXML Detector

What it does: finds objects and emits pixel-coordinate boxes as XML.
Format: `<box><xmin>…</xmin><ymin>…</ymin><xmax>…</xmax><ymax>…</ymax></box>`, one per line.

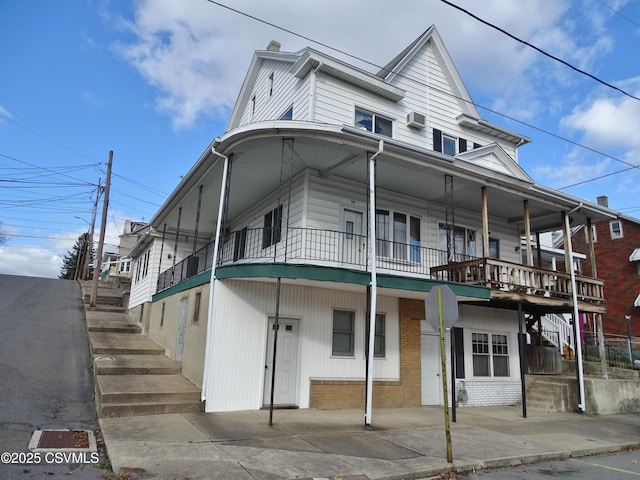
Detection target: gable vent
<box><xmin>407</xmin><ymin>111</ymin><xmax>426</xmax><ymax>129</ymax></box>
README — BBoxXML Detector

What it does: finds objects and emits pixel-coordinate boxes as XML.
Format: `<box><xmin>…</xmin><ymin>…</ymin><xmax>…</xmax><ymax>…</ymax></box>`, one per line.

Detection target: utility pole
<box><xmin>90</xmin><ymin>152</ymin><xmax>112</xmax><ymax>308</ymax></box>
<box><xmin>82</xmin><ymin>179</ymin><xmax>101</xmax><ymax>280</ymax></box>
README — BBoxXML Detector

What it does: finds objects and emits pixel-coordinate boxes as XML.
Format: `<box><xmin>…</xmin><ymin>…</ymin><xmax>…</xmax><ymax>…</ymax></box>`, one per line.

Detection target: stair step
<box><xmin>89</xmin><ymin>332</ymin><xmax>164</xmax><ymax>356</ymax></box>
<box><xmin>97</xmin><ymin>375</ymin><xmax>201</xmax><ymax>404</ymax></box>
<box><xmin>98</xmin><ymin>400</ymin><xmax>204</xmax><ymax>418</ymax></box>
<box><xmin>94</xmin><ymin>355</ymin><xmax>182</xmax><ymax>375</ymax></box>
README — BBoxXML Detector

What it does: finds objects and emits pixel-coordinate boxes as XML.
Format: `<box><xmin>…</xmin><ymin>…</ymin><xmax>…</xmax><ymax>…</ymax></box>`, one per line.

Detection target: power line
<box><xmin>439</xmin><ymin>0</ymin><xmax>640</xmax><ymax>103</ymax></box>
<box><xmin>205</xmin><ymin>0</ymin><xmax>639</xmax><ymax>188</ymax></box>
<box><xmin>594</xmin><ymin>0</ymin><xmax>640</xmax><ymax>28</ymax></box>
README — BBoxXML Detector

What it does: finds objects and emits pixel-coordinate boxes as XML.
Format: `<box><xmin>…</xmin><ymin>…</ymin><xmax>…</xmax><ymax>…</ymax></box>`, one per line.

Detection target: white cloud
<box><xmin>112</xmin><ymin>0</ymin><xmax>608</xmax><ymax>128</ymax></box>
<box><xmin>561</xmin><ymin>77</ymin><xmax>640</xmax><ymax>150</ymax></box>
<box><xmin>0</xmin><ymin>245</ymin><xmax>63</xmax><ymax>279</ymax></box>
<box><xmin>0</xmin><ymin>104</ymin><xmax>12</xmax><ymax>125</ymax></box>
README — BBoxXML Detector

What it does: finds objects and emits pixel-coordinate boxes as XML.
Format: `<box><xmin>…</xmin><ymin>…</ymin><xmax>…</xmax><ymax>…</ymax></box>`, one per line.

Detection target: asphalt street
<box><xmin>469</xmin><ymin>449</ymin><xmax>640</xmax><ymax>479</ymax></box>
<box><xmin>0</xmin><ymin>275</ymin><xmax>104</xmax><ymax>479</ymax></box>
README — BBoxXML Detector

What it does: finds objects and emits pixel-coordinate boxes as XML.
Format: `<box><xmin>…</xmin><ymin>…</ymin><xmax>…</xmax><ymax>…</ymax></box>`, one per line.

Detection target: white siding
<box><xmin>128</xmin><ymin>240</ymin><xmax>165</xmax><ymax>308</ymax></box>
<box><xmin>204</xmin><ymin>279</ymin><xmax>399</xmax><ymax>412</ymax></box>
<box><xmin>239</xmin><ymin>59</ymin><xmax>311</xmax><ymax>126</ymax></box>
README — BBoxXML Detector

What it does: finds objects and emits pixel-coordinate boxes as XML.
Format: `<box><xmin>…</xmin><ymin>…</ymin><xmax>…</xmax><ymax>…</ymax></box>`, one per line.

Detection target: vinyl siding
<box><xmin>204</xmin><ymin>279</ymin><xmax>399</xmax><ymax>412</ymax></box>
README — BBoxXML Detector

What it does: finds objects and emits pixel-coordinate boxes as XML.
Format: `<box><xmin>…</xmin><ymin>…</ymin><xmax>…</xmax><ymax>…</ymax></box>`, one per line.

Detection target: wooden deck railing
<box><xmin>430</xmin><ymin>258</ymin><xmax>604</xmax><ymax>304</ymax></box>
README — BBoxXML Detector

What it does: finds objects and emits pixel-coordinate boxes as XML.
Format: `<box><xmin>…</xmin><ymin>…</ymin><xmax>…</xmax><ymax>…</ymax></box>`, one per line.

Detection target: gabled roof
<box><xmin>377</xmin><ymin>25</ymin><xmax>478</xmax><ymax>120</ymax></box>
<box><xmin>456</xmin><ymin>143</ymin><xmax>533</xmax><ymax>182</ymax></box>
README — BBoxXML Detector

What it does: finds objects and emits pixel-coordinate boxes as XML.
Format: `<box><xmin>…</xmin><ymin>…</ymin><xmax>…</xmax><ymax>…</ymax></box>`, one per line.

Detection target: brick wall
<box><xmin>573</xmin><ymin>219</ymin><xmax>640</xmax><ymax>335</ymax></box>
<box><xmin>309</xmin><ymin>298</ymin><xmax>422</xmax><ymax>409</ymax></box>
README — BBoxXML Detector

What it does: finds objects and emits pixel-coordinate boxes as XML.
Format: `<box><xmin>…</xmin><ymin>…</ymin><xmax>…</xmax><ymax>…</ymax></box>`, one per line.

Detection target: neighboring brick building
<box><xmin>572</xmin><ymin>196</ymin><xmax>640</xmax><ymax>335</ymax></box>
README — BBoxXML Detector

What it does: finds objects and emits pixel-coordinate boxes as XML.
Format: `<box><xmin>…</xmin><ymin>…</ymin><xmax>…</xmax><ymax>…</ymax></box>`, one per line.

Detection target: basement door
<box><xmin>263</xmin><ymin>317</ymin><xmax>300</xmax><ymax>407</ymax></box>
<box><xmin>421</xmin><ymin>326</ymin><xmax>442</xmax><ymax>405</ymax></box>
<box><xmin>175</xmin><ymin>296</ymin><xmax>189</xmax><ymax>363</ymax></box>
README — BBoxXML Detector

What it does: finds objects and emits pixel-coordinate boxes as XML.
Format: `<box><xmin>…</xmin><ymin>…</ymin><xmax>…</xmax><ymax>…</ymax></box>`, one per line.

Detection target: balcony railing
<box><xmin>155</xmin><ymin>227</ymin><xmax>604</xmax><ymax>307</ymax></box>
<box><xmin>157</xmin><ymin>242</ymin><xmax>216</xmax><ymax>292</ymax></box>
<box><xmin>430</xmin><ymin>258</ymin><xmax>604</xmax><ymax>304</ymax></box>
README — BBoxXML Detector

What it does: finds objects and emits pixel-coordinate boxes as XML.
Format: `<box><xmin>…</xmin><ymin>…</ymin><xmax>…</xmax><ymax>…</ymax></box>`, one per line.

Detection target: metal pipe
<box><xmin>365</xmin><ymin>139</ymin><xmax>383</xmax><ymax>428</ymax></box>
<box><xmin>202</xmin><ymin>144</ymin><xmax>229</xmax><ymax>403</ymax></box>
<box><xmin>564</xmin><ymin>207</ymin><xmax>586</xmax><ymax>413</ymax></box>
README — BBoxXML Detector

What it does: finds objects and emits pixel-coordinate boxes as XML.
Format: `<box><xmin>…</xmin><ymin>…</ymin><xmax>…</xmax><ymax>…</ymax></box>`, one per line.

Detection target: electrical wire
<box><xmin>594</xmin><ymin>0</ymin><xmax>640</xmax><ymax>28</ymax></box>
<box><xmin>439</xmin><ymin>0</ymin><xmax>640</xmax><ymax>103</ymax></box>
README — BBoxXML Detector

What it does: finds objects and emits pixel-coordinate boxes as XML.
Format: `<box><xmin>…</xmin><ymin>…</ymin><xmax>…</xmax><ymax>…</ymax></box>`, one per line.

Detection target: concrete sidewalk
<box><xmin>99</xmin><ymin>405</ymin><xmax>640</xmax><ymax>480</ymax></box>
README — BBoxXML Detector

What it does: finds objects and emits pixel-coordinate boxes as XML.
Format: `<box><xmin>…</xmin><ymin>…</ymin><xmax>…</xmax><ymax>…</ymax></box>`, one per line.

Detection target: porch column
<box><xmin>158</xmin><ymin>223</ymin><xmax>166</xmax><ymax>278</ymax></box>
<box><xmin>523</xmin><ymin>200</ymin><xmax>533</xmax><ymax>266</ymax></box>
<box><xmin>445</xmin><ymin>174</ymin><xmax>454</xmax><ymax>262</ymax></box>
<box><xmin>586</xmin><ymin>218</ymin><xmax>597</xmax><ymax>278</ymax></box>
<box><xmin>481</xmin><ymin>187</ymin><xmax>489</xmax><ymax>283</ymax></box>
<box><xmin>171</xmin><ymin>207</ymin><xmax>182</xmax><ymax>286</ymax></box>
<box><xmin>192</xmin><ymin>185</ymin><xmax>203</xmax><ymax>256</ymax></box>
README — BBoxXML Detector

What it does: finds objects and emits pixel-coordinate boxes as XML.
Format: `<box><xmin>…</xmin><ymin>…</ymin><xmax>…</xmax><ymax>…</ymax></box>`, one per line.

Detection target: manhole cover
<box><xmin>29</xmin><ymin>429</ymin><xmax>97</xmax><ymax>452</ymax></box>
<box><xmin>39</xmin><ymin>430</ymin><xmax>89</xmax><ymax>449</ymax></box>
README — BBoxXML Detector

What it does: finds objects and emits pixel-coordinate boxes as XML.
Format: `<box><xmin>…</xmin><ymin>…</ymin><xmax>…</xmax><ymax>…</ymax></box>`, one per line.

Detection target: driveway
<box><xmin>0</xmin><ymin>275</ymin><xmax>103</xmax><ymax>479</ymax></box>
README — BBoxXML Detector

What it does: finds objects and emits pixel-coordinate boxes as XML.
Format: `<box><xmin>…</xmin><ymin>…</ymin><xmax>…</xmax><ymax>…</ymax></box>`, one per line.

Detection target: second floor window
<box><xmin>610</xmin><ymin>220</ymin><xmax>623</xmax><ymax>239</ymax></box>
<box><xmin>262</xmin><ymin>205</ymin><xmax>283</xmax><ymax>249</ymax></box>
<box><xmin>376</xmin><ymin>209</ymin><xmax>421</xmax><ymax>262</ymax></box>
<box><xmin>355</xmin><ymin>108</ymin><xmax>393</xmax><ymax>137</ymax></box>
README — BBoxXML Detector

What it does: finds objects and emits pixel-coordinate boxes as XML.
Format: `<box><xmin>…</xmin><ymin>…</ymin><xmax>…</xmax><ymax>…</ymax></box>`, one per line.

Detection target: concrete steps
<box><xmin>84</xmin><ymin>281</ymin><xmax>203</xmax><ymax>418</ymax></box>
<box><xmin>525</xmin><ymin>375</ymin><xmax>576</xmax><ymax>413</ymax></box>
<box><xmin>87</xmin><ymin>311</ymin><xmax>141</xmax><ymax>334</ymax></box>
<box><xmin>94</xmin><ymin>355</ymin><xmax>182</xmax><ymax>375</ymax></box>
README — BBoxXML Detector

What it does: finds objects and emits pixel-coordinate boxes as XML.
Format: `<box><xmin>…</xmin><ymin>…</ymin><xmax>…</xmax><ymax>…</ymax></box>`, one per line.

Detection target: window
<box><xmin>585</xmin><ymin>225</ymin><xmax>597</xmax><ymax>243</ymax></box>
<box><xmin>376</xmin><ymin>209</ymin><xmax>421</xmax><ymax>261</ymax></box>
<box><xmin>332</xmin><ymin>310</ymin><xmax>355</xmax><ymax>356</ymax></box>
<box><xmin>488</xmin><ymin>238</ymin><xmax>499</xmax><ymax>259</ymax></box>
<box><xmin>610</xmin><ymin>220</ymin><xmax>623</xmax><ymax>239</ymax></box>
<box><xmin>267</xmin><ymin>72</ymin><xmax>274</xmax><ymax>97</ymax></box>
<box><xmin>439</xmin><ymin>224</ymin><xmax>477</xmax><ymax>260</ymax></box>
<box><xmin>472</xmin><ymin>332</ymin><xmax>510</xmax><ymax>377</ymax></box>
<box><xmin>250</xmin><ymin>95</ymin><xmax>256</xmax><ymax>116</ymax></box>
<box><xmin>262</xmin><ymin>205</ymin><xmax>283</xmax><ymax>249</ymax></box>
<box><xmin>279</xmin><ymin>105</ymin><xmax>293</xmax><ymax>120</ymax></box>
<box><xmin>355</xmin><ymin>108</ymin><xmax>393</xmax><ymax>137</ymax></box>
<box><xmin>374</xmin><ymin>314</ymin><xmax>385</xmax><ymax>358</ymax></box>
<box><xmin>443</xmin><ymin>135</ymin><xmax>456</xmax><ymax>156</ymax></box>
<box><xmin>192</xmin><ymin>292</ymin><xmax>201</xmax><ymax>324</ymax></box>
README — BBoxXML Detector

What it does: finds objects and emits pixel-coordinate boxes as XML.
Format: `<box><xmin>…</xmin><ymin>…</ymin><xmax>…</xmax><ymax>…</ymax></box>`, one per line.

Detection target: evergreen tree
<box><xmin>59</xmin><ymin>232</ymin><xmax>93</xmax><ymax>280</ymax></box>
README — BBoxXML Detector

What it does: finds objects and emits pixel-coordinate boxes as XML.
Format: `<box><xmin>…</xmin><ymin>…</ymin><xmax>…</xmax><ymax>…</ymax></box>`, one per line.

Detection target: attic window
<box><xmin>251</xmin><ymin>95</ymin><xmax>256</xmax><ymax>117</ymax></box>
<box><xmin>355</xmin><ymin>108</ymin><xmax>392</xmax><ymax>138</ymax></box>
<box><xmin>267</xmin><ymin>72</ymin><xmax>274</xmax><ymax>98</ymax></box>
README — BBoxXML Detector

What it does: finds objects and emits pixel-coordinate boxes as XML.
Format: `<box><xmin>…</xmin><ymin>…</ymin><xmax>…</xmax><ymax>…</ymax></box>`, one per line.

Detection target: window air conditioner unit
<box><xmin>407</xmin><ymin>111</ymin><xmax>426</xmax><ymax>129</ymax></box>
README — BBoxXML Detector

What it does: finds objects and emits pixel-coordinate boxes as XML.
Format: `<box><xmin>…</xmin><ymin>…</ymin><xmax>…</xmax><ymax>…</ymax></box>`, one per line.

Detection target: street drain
<box><xmin>29</xmin><ymin>429</ymin><xmax>97</xmax><ymax>452</ymax></box>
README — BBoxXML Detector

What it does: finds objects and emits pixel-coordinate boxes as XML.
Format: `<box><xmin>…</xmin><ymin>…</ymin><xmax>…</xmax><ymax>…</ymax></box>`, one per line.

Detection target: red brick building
<box><xmin>572</xmin><ymin>197</ymin><xmax>640</xmax><ymax>335</ymax></box>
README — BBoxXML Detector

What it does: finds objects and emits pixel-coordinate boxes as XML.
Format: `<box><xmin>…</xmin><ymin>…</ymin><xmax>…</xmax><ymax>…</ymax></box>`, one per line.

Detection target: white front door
<box><xmin>342</xmin><ymin>209</ymin><xmax>364</xmax><ymax>265</ymax></box>
<box><xmin>421</xmin><ymin>329</ymin><xmax>442</xmax><ymax>405</ymax></box>
<box><xmin>263</xmin><ymin>318</ymin><xmax>299</xmax><ymax>407</ymax></box>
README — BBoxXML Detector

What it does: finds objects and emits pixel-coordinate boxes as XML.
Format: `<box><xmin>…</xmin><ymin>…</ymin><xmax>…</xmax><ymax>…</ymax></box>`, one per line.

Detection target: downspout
<box><xmin>564</xmin><ymin>203</ymin><xmax>586</xmax><ymax>413</ymax></box>
<box><xmin>201</xmin><ymin>143</ymin><xmax>229</xmax><ymax>403</ymax></box>
<box><xmin>365</xmin><ymin>139</ymin><xmax>384</xmax><ymax>428</ymax></box>
<box><xmin>309</xmin><ymin>62</ymin><xmax>323</xmax><ymax>122</ymax></box>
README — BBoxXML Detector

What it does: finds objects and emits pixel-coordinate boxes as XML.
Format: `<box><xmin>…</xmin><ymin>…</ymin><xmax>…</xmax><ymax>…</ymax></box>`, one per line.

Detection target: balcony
<box><xmin>156</xmin><ymin>227</ymin><xmax>605</xmax><ymax>309</ymax></box>
<box><xmin>430</xmin><ymin>258</ymin><xmax>605</xmax><ymax>306</ymax></box>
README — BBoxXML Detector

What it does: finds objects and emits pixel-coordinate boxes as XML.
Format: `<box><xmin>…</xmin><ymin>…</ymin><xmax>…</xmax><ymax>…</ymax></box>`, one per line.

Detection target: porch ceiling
<box><xmin>153</xmin><ymin>124</ymin><xmax>615</xmax><ymax>238</ymax></box>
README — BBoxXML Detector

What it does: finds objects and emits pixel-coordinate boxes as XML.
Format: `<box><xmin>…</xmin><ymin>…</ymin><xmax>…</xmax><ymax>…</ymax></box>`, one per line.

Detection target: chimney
<box><xmin>266</xmin><ymin>40</ymin><xmax>281</xmax><ymax>52</ymax></box>
<box><xmin>597</xmin><ymin>195</ymin><xmax>608</xmax><ymax>207</ymax></box>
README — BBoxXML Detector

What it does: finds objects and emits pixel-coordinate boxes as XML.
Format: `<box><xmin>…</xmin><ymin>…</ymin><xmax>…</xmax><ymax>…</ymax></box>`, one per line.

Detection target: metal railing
<box><xmin>155</xmin><ymin>226</ymin><xmax>605</xmax><ymax>306</ymax></box>
<box><xmin>582</xmin><ymin>330</ymin><xmax>640</xmax><ymax>370</ymax></box>
<box><xmin>157</xmin><ymin>242</ymin><xmax>216</xmax><ymax>292</ymax></box>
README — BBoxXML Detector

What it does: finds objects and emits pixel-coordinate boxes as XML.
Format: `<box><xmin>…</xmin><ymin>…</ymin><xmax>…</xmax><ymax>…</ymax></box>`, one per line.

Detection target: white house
<box><xmin>127</xmin><ymin>27</ymin><xmax>614</xmax><ymax>415</ymax></box>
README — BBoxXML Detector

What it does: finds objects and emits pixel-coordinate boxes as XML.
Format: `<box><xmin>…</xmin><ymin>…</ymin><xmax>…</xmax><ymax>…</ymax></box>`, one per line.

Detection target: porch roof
<box><xmin>146</xmin><ymin>121</ymin><xmax>620</xmax><ymax>243</ymax></box>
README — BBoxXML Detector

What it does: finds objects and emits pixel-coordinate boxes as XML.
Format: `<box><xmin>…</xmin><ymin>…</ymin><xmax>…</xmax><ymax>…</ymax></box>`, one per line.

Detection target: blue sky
<box><xmin>1</xmin><ymin>0</ymin><xmax>639</xmax><ymax>278</ymax></box>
